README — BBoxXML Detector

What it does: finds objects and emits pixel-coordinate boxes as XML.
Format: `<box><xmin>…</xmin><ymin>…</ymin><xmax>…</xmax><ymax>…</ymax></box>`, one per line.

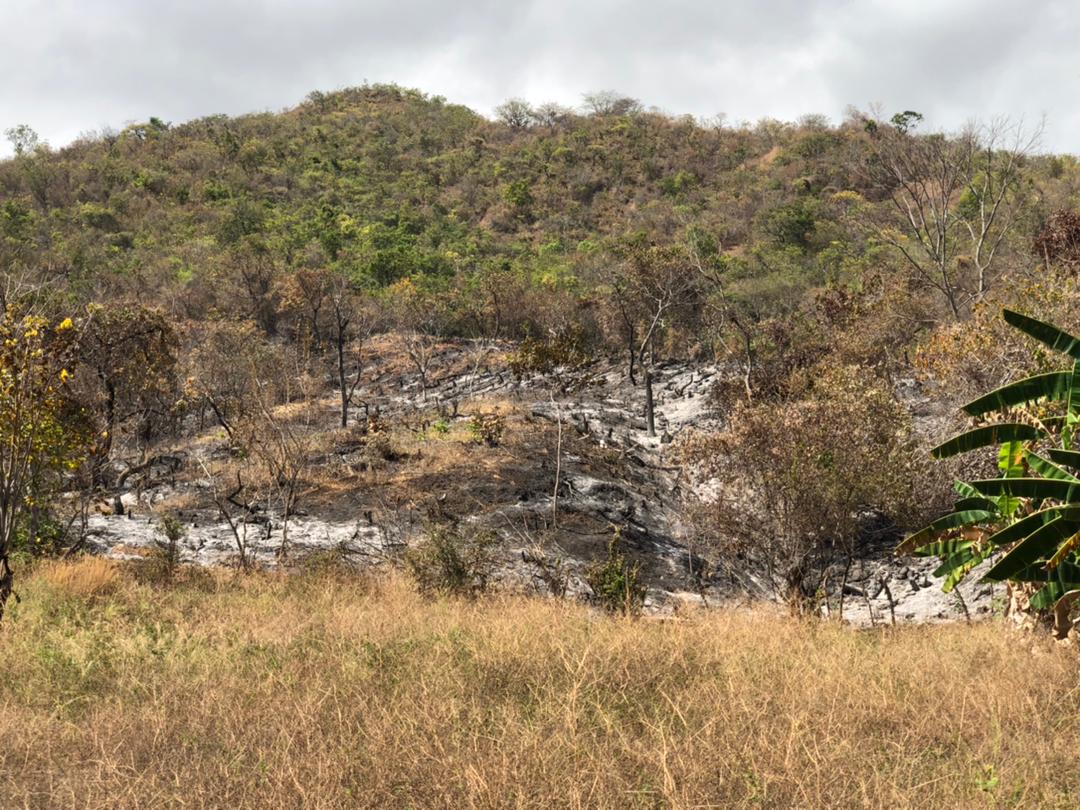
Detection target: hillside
<box><xmin>3</xmin><ymin>84</ymin><xmax>1080</xmax><ymax>618</ymax></box>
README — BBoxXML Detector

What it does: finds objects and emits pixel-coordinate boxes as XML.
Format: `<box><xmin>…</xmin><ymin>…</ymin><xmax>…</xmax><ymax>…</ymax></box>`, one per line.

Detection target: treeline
<box><xmin>1</xmin><ymin>85</ymin><xmax>1073</xmax><ymax>353</ymax></box>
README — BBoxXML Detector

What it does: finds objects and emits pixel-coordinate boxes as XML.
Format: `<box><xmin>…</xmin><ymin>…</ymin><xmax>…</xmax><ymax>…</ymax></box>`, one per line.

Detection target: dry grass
<box><xmin>2</xmin><ymin>561</ymin><xmax>1079</xmax><ymax>809</ymax></box>
<box><xmin>34</xmin><ymin>556</ymin><xmax>121</xmax><ymax>602</ymax></box>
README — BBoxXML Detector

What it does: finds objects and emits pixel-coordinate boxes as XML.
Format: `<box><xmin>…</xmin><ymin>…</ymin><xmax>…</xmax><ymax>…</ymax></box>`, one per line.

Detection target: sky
<box><xmin>2</xmin><ymin>0</ymin><xmax>1077</xmax><ymax>157</ymax></box>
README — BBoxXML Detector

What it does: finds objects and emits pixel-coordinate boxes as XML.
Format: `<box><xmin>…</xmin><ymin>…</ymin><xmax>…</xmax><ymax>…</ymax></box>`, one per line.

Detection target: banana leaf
<box><xmin>913</xmin><ymin>538</ymin><xmax>975</xmax><ymax>558</ymax></box>
<box><xmin>954</xmin><ymin>480</ymin><xmax>985</xmax><ymax>499</ymax></box>
<box><xmin>1025</xmin><ymin>451</ymin><xmax>1080</xmax><ymax>483</ymax></box>
<box><xmin>933</xmin><ymin>548</ymin><xmax>974</xmax><ymax>578</ymax></box>
<box><xmin>1029</xmin><ymin>582</ymin><xmax>1080</xmax><ymax>611</ymax></box>
<box><xmin>961</xmin><ymin>372</ymin><xmax>1072</xmax><ymax>416</ymax></box>
<box><xmin>953</xmin><ymin>496</ymin><xmax>999</xmax><ymax>512</ymax></box>
<box><xmin>899</xmin><ymin>510</ymin><xmax>998</xmax><ymax>553</ymax></box>
<box><xmin>983</xmin><ymin>518</ymin><xmax>1080</xmax><ymax>581</ymax></box>
<box><xmin>1047</xmin><ymin>449</ymin><xmax>1080</xmax><ymax>471</ymax></box>
<box><xmin>944</xmin><ymin>545</ymin><xmax>993</xmax><ymax>592</ymax></box>
<box><xmin>984</xmin><ymin>505</ymin><xmax>1080</xmax><ymax>548</ymax></box>
<box><xmin>999</xmin><ymin>441</ymin><xmax>1026</xmax><ymax>478</ymax></box>
<box><xmin>931</xmin><ymin>424</ymin><xmax>1042</xmax><ymax>459</ymax></box>
<box><xmin>1069</xmin><ymin>360</ymin><xmax>1080</xmax><ymax>414</ymax></box>
<box><xmin>998</xmin><ymin>560</ymin><xmax>1080</xmax><ymax>585</ymax></box>
<box><xmin>969</xmin><ymin>477</ymin><xmax>1080</xmax><ymax>501</ymax></box>
<box><xmin>1004</xmin><ymin>310</ymin><xmax>1080</xmax><ymax>359</ymax></box>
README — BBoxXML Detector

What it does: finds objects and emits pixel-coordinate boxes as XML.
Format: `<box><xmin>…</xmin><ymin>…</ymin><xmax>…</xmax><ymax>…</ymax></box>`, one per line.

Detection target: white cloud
<box><xmin>1</xmin><ymin>0</ymin><xmax>1074</xmax><ymax>156</ymax></box>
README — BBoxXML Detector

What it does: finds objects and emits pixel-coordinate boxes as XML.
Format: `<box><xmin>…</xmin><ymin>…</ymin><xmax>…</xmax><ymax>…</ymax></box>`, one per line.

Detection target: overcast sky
<box><xmin>2</xmin><ymin>0</ymin><xmax>1077</xmax><ymax>157</ymax></box>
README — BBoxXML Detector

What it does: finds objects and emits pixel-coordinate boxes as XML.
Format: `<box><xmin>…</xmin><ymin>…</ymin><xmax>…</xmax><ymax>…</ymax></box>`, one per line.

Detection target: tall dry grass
<box><xmin>1</xmin><ymin>558</ymin><xmax>1078</xmax><ymax>808</ymax></box>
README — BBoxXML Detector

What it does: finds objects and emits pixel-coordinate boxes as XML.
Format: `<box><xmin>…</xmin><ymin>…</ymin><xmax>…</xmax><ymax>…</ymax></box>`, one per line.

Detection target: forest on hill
<box><xmin>3</xmin><ymin>83</ymin><xmax>1080</xmax><ymax>617</ymax></box>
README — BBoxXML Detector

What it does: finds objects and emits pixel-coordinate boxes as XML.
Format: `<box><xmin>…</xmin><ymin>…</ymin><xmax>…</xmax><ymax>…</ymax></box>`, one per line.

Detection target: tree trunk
<box><xmin>644</xmin><ymin>367</ymin><xmax>656</xmax><ymax>438</ymax></box>
<box><xmin>0</xmin><ymin>552</ymin><xmax>14</xmax><ymax>622</ymax></box>
<box><xmin>337</xmin><ymin>331</ymin><xmax>348</xmax><ymax>428</ymax></box>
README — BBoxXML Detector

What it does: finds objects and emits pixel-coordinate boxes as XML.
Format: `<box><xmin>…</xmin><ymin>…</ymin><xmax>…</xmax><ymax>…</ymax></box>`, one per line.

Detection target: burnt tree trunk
<box><xmin>0</xmin><ymin>552</ymin><xmax>15</xmax><ymax>622</ymax></box>
<box><xmin>336</xmin><ymin>330</ymin><xmax>348</xmax><ymax>428</ymax></box>
<box><xmin>644</xmin><ymin>367</ymin><xmax>656</xmax><ymax>438</ymax></box>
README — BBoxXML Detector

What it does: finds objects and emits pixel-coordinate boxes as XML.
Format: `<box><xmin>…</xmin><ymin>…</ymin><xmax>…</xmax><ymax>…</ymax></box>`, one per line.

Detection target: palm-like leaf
<box><xmin>904</xmin><ymin>311</ymin><xmax>1080</xmax><ymax>615</ymax></box>
<box><xmin>1047</xmin><ymin>449</ymin><xmax>1080</xmax><ymax>470</ymax></box>
<box><xmin>1025</xmin><ymin>452</ymin><xmax>1080</xmax><ymax>482</ymax></box>
<box><xmin>898</xmin><ymin>510</ymin><xmax>997</xmax><ymax>554</ymax></box>
<box><xmin>984</xmin><ymin>517</ymin><xmax>1080</xmax><ymax>581</ymax></box>
<box><xmin>1003</xmin><ymin>309</ymin><xmax>1080</xmax><ymax>359</ymax></box>
<box><xmin>930</xmin><ymin>424</ymin><xmax>1041</xmax><ymax>459</ymax></box>
<box><xmin>961</xmin><ymin>372</ymin><xmax>1072</xmax><ymax>416</ymax></box>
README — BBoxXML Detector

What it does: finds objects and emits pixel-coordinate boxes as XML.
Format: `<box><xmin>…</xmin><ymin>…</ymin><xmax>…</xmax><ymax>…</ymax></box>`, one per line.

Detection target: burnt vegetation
<box><xmin>2</xmin><ymin>83</ymin><xmax>1080</xmax><ymax>624</ymax></box>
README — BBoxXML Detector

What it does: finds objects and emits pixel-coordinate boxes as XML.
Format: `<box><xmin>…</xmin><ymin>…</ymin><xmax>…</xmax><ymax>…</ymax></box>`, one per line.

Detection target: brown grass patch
<box><xmin>1</xmin><ymin>562</ymin><xmax>1079</xmax><ymax>808</ymax></box>
<box><xmin>35</xmin><ymin>556</ymin><xmax>121</xmax><ymax>601</ymax></box>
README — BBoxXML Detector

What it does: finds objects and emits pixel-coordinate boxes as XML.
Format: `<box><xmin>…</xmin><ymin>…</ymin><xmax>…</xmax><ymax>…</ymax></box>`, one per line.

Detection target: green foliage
<box><xmin>153</xmin><ymin>514</ymin><xmax>187</xmax><ymax>579</ymax></box>
<box><xmin>467</xmin><ymin>413</ymin><xmax>504</xmax><ymax>447</ymax></box>
<box><xmin>0</xmin><ymin>309</ymin><xmax>92</xmax><ymax>617</ymax></box>
<box><xmin>405</xmin><ymin>522</ymin><xmax>500</xmax><ymax>597</ymax></box>
<box><xmin>0</xmin><ymin>82</ymin><xmax>956</xmax><ymax>356</ymax></box>
<box><xmin>586</xmin><ymin>529</ymin><xmax>645</xmax><ymax>615</ymax></box>
<box><xmin>760</xmin><ymin>200</ymin><xmax>817</xmax><ymax>249</ymax></box>
<box><xmin>907</xmin><ymin>309</ymin><xmax>1080</xmax><ymax>626</ymax></box>
<box><xmin>507</xmin><ymin>332</ymin><xmax>592</xmax><ymax>377</ymax></box>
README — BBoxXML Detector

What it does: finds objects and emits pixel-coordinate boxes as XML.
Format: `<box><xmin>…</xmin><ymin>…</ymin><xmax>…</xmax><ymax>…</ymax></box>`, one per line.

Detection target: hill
<box><xmin>2</xmin><ymin>84</ymin><xmax>1080</xmax><ymax>616</ymax></box>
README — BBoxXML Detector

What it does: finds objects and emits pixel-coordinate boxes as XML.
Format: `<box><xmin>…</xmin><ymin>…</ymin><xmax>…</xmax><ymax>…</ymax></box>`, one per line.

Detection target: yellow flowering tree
<box><xmin>0</xmin><ymin>308</ymin><xmax>89</xmax><ymax>618</ymax></box>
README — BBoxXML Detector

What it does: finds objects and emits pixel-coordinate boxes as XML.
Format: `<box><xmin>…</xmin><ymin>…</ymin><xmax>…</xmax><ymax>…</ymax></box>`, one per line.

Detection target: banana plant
<box><xmin>902</xmin><ymin>309</ymin><xmax>1080</xmax><ymax>613</ymax></box>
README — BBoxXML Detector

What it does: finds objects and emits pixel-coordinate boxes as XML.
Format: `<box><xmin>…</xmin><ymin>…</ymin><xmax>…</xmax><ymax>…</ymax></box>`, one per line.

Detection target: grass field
<box><xmin>1</xmin><ymin>557</ymin><xmax>1078</xmax><ymax>809</ymax></box>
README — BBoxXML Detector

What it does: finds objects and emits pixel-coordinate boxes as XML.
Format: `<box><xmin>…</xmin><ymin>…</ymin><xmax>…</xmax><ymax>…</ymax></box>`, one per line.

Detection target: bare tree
<box><xmin>683</xmin><ymin>227</ymin><xmax>757</xmax><ymax>402</ymax></box>
<box><xmin>604</xmin><ymin>241</ymin><xmax>699</xmax><ymax>436</ymax></box>
<box><xmin>199</xmin><ymin>461</ymin><xmax>257</xmax><ymax>571</ymax></box>
<box><xmin>325</xmin><ymin>272</ymin><xmax>377</xmax><ymax>428</ymax></box>
<box><xmin>857</xmin><ymin>111</ymin><xmax>1040</xmax><ymax>317</ymax></box>
<box><xmin>385</xmin><ymin>281</ymin><xmax>445</xmax><ymax>403</ymax></box>
<box><xmin>494</xmin><ymin>98</ymin><xmax>535</xmax><ymax>130</ymax></box>
<box><xmin>582</xmin><ymin>91</ymin><xmax>643</xmax><ymax>118</ymax></box>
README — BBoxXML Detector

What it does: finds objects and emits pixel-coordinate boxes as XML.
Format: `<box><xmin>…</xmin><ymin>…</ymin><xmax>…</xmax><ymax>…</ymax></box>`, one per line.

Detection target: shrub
<box><xmin>468</xmin><ymin>413</ymin><xmax>504</xmax><ymax>447</ymax></box>
<box><xmin>685</xmin><ymin>364</ymin><xmax>926</xmax><ymax>613</ymax></box>
<box><xmin>153</xmin><ymin>514</ymin><xmax>186</xmax><ymax>578</ymax></box>
<box><xmin>405</xmin><ymin>523</ymin><xmax>500</xmax><ymax>596</ymax></box>
<box><xmin>586</xmin><ymin>529</ymin><xmax>645</xmax><ymax>615</ymax></box>
<box><xmin>1033</xmin><ymin>209</ymin><xmax>1080</xmax><ymax>268</ymax></box>
<box><xmin>507</xmin><ymin>332</ymin><xmax>591</xmax><ymax>378</ymax></box>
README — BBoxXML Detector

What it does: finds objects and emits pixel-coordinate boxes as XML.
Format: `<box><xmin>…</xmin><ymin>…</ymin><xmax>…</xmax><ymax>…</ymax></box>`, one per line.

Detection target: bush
<box><xmin>586</xmin><ymin>530</ymin><xmax>645</xmax><ymax>615</ymax></box>
<box><xmin>468</xmin><ymin>413</ymin><xmax>504</xmax><ymax>447</ymax></box>
<box><xmin>507</xmin><ymin>332</ymin><xmax>591</xmax><ymax>378</ymax></box>
<box><xmin>153</xmin><ymin>514</ymin><xmax>186</xmax><ymax>579</ymax></box>
<box><xmin>684</xmin><ymin>364</ymin><xmax>926</xmax><ymax>613</ymax></box>
<box><xmin>405</xmin><ymin>523</ymin><xmax>500</xmax><ymax>596</ymax></box>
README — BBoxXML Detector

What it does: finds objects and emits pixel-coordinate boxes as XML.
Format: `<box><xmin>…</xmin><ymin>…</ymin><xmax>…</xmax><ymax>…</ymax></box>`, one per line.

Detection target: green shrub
<box><xmin>153</xmin><ymin>514</ymin><xmax>186</xmax><ymax>579</ymax></box>
<box><xmin>508</xmin><ymin>332</ymin><xmax>591</xmax><ymax>377</ymax></box>
<box><xmin>586</xmin><ymin>530</ymin><xmax>645</xmax><ymax>615</ymax></box>
<box><xmin>468</xmin><ymin>413</ymin><xmax>504</xmax><ymax>447</ymax></box>
<box><xmin>405</xmin><ymin>523</ymin><xmax>500</xmax><ymax>597</ymax></box>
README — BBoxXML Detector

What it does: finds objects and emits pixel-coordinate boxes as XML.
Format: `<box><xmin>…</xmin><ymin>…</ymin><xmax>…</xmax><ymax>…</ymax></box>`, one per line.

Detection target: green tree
<box><xmin>0</xmin><ymin>308</ymin><xmax>89</xmax><ymax>618</ymax></box>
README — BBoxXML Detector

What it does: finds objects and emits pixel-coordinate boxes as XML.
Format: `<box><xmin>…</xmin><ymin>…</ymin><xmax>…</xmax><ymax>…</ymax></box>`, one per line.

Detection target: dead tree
<box><xmin>604</xmin><ymin>241</ymin><xmax>699</xmax><ymax>437</ymax></box>
<box><xmin>857</xmin><ymin>111</ymin><xmax>1039</xmax><ymax>317</ymax></box>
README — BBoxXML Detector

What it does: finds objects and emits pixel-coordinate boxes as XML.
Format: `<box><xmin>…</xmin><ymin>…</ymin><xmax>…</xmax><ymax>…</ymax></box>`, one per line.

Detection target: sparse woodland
<box><xmin>3</xmin><ymin>85</ymin><xmax>1080</xmax><ymax>807</ymax></box>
